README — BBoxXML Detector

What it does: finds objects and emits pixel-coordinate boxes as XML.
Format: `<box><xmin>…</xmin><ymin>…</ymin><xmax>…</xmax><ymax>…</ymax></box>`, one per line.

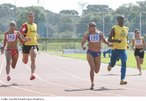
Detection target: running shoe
<box><xmin>107</xmin><ymin>64</ymin><xmax>112</xmax><ymax>72</ymax></box>
<box><xmin>7</xmin><ymin>76</ymin><xmax>11</xmax><ymax>81</ymax></box>
<box><xmin>139</xmin><ymin>72</ymin><xmax>142</xmax><ymax>75</ymax></box>
<box><xmin>90</xmin><ymin>84</ymin><xmax>94</xmax><ymax>90</ymax></box>
<box><xmin>30</xmin><ymin>75</ymin><xmax>35</xmax><ymax>80</ymax></box>
<box><xmin>120</xmin><ymin>80</ymin><xmax>127</xmax><ymax>85</ymax></box>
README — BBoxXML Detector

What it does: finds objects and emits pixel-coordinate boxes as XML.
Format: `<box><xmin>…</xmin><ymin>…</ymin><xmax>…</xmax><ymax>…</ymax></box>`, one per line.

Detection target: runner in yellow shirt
<box><xmin>107</xmin><ymin>15</ymin><xmax>129</xmax><ymax>85</ymax></box>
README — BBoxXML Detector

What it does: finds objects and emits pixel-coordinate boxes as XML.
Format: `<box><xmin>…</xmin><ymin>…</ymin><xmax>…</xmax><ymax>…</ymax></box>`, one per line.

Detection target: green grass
<box><xmin>38</xmin><ymin>42</ymin><xmax>82</xmax><ymax>52</ymax></box>
<box><xmin>60</xmin><ymin>51</ymin><xmax>146</xmax><ymax>70</ymax></box>
<box><xmin>38</xmin><ymin>42</ymin><xmax>146</xmax><ymax>69</ymax></box>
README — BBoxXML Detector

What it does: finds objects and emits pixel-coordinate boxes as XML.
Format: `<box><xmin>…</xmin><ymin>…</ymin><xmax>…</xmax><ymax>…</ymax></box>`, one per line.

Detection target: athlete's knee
<box><xmin>94</xmin><ymin>66</ymin><xmax>100</xmax><ymax>73</ymax></box>
<box><xmin>6</xmin><ymin>62</ymin><xmax>11</xmax><ymax>66</ymax></box>
<box><xmin>90</xmin><ymin>69</ymin><xmax>94</xmax><ymax>74</ymax></box>
<box><xmin>140</xmin><ymin>61</ymin><xmax>143</xmax><ymax>65</ymax></box>
<box><xmin>31</xmin><ymin>58</ymin><xmax>36</xmax><ymax>63</ymax></box>
<box><xmin>12</xmin><ymin>65</ymin><xmax>16</xmax><ymax>69</ymax></box>
<box><xmin>22</xmin><ymin>59</ymin><xmax>28</xmax><ymax>64</ymax></box>
<box><xmin>95</xmin><ymin>69</ymin><xmax>99</xmax><ymax>74</ymax></box>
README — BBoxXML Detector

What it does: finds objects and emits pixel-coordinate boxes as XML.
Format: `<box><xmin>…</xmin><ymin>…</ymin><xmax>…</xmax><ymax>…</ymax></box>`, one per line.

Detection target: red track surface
<box><xmin>0</xmin><ymin>53</ymin><xmax>146</xmax><ymax>96</ymax></box>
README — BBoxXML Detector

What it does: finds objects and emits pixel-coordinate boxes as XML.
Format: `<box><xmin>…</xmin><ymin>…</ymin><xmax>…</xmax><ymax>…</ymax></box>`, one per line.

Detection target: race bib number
<box><xmin>6</xmin><ymin>34</ymin><xmax>16</xmax><ymax>41</ymax></box>
<box><xmin>89</xmin><ymin>34</ymin><xmax>100</xmax><ymax>42</ymax></box>
<box><xmin>135</xmin><ymin>40</ymin><xmax>142</xmax><ymax>45</ymax></box>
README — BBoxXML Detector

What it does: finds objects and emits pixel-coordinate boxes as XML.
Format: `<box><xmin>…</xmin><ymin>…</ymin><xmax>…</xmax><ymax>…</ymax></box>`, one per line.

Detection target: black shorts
<box><xmin>22</xmin><ymin>45</ymin><xmax>39</xmax><ymax>54</ymax></box>
<box><xmin>134</xmin><ymin>48</ymin><xmax>144</xmax><ymax>58</ymax></box>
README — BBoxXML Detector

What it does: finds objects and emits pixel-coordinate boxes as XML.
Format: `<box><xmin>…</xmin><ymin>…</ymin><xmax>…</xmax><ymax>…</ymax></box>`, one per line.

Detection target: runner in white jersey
<box><xmin>132</xmin><ymin>29</ymin><xmax>146</xmax><ymax>75</ymax></box>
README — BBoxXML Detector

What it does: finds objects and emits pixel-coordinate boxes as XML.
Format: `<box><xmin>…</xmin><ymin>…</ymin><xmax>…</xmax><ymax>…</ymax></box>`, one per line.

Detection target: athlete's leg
<box><xmin>94</xmin><ymin>56</ymin><xmax>101</xmax><ymax>74</ymax></box>
<box><xmin>140</xmin><ymin>58</ymin><xmax>144</xmax><ymax>65</ymax></box>
<box><xmin>139</xmin><ymin>51</ymin><xmax>144</xmax><ymax>65</ymax></box>
<box><xmin>108</xmin><ymin>50</ymin><xmax>119</xmax><ymax>71</ymax></box>
<box><xmin>22</xmin><ymin>53</ymin><xmax>29</xmax><ymax>64</ymax></box>
<box><xmin>22</xmin><ymin>45</ymin><xmax>29</xmax><ymax>64</ymax></box>
<box><xmin>135</xmin><ymin>56</ymin><xmax>142</xmax><ymax>74</ymax></box>
<box><xmin>5</xmin><ymin>50</ymin><xmax>12</xmax><ymax>81</ymax></box>
<box><xmin>29</xmin><ymin>48</ymin><xmax>37</xmax><ymax>80</ymax></box>
<box><xmin>120</xmin><ymin>50</ymin><xmax>127</xmax><ymax>85</ymax></box>
<box><xmin>87</xmin><ymin>53</ymin><xmax>95</xmax><ymax>89</ymax></box>
<box><xmin>11</xmin><ymin>53</ymin><xmax>19</xmax><ymax>69</ymax></box>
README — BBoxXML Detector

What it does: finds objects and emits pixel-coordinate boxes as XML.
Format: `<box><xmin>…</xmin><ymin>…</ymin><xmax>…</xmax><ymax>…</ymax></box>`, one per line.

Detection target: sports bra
<box><xmin>87</xmin><ymin>32</ymin><xmax>101</xmax><ymax>42</ymax></box>
<box><xmin>135</xmin><ymin>39</ymin><xmax>143</xmax><ymax>46</ymax></box>
<box><xmin>6</xmin><ymin>31</ymin><xmax>18</xmax><ymax>42</ymax></box>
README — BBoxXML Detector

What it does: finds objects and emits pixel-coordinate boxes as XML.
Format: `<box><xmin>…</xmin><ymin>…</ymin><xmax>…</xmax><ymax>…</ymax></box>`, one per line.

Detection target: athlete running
<box><xmin>107</xmin><ymin>15</ymin><xmax>129</xmax><ymax>85</ymax></box>
<box><xmin>81</xmin><ymin>22</ymin><xmax>109</xmax><ymax>90</ymax></box>
<box><xmin>1</xmin><ymin>21</ymin><xmax>28</xmax><ymax>81</ymax></box>
<box><xmin>132</xmin><ymin>29</ymin><xmax>145</xmax><ymax>75</ymax></box>
<box><xmin>20</xmin><ymin>12</ymin><xmax>39</xmax><ymax>80</ymax></box>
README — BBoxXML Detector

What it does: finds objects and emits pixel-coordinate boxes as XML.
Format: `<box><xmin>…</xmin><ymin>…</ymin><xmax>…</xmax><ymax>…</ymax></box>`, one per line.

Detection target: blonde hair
<box><xmin>9</xmin><ymin>21</ymin><xmax>16</xmax><ymax>26</ymax></box>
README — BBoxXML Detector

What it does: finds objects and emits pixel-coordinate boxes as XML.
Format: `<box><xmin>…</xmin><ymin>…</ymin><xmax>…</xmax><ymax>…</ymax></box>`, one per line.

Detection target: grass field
<box><xmin>38</xmin><ymin>42</ymin><xmax>146</xmax><ymax>70</ymax></box>
<box><xmin>60</xmin><ymin>51</ymin><xmax>146</xmax><ymax>70</ymax></box>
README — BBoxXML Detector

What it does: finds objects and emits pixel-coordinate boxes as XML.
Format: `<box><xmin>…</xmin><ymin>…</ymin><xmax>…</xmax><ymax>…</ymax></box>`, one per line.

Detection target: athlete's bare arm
<box><xmin>1</xmin><ymin>33</ymin><xmax>7</xmax><ymax>54</ymax></box>
<box><xmin>81</xmin><ymin>34</ymin><xmax>87</xmax><ymax>50</ymax></box>
<box><xmin>17</xmin><ymin>31</ymin><xmax>30</xmax><ymax>42</ymax></box>
<box><xmin>142</xmin><ymin>38</ymin><xmax>146</xmax><ymax>49</ymax></box>
<box><xmin>108</xmin><ymin>28</ymin><xmax>121</xmax><ymax>43</ymax></box>
<box><xmin>100</xmin><ymin>32</ymin><xmax>109</xmax><ymax>45</ymax></box>
<box><xmin>131</xmin><ymin>39</ymin><xmax>135</xmax><ymax>50</ymax></box>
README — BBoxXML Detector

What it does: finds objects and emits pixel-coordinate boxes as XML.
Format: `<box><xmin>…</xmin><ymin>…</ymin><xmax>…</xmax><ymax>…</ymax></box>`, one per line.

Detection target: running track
<box><xmin>0</xmin><ymin>52</ymin><xmax>146</xmax><ymax>96</ymax></box>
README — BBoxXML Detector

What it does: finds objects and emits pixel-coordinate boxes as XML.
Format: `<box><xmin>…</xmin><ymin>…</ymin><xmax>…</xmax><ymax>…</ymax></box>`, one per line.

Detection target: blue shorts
<box><xmin>87</xmin><ymin>50</ymin><xmax>101</xmax><ymax>58</ymax></box>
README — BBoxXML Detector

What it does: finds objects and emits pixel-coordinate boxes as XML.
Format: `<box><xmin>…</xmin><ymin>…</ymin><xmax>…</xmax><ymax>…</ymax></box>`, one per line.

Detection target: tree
<box><xmin>59</xmin><ymin>10</ymin><xmax>79</xmax><ymax>16</ymax></box>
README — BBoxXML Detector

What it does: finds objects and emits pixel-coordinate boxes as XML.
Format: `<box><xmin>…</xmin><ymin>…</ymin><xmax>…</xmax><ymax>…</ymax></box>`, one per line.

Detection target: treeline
<box><xmin>1</xmin><ymin>1</ymin><xmax>146</xmax><ymax>40</ymax></box>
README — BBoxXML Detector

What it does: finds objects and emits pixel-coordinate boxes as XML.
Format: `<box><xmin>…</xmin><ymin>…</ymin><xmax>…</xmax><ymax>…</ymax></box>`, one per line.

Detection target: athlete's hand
<box><xmin>1</xmin><ymin>48</ymin><xmax>4</xmax><ymax>54</ymax></box>
<box><xmin>132</xmin><ymin>47</ymin><xmax>135</xmax><ymax>51</ymax></box>
<box><xmin>108</xmin><ymin>43</ymin><xmax>113</xmax><ymax>47</ymax></box>
<box><xmin>116</xmin><ymin>39</ymin><xmax>122</xmax><ymax>43</ymax></box>
<box><xmin>82</xmin><ymin>46</ymin><xmax>86</xmax><ymax>50</ymax></box>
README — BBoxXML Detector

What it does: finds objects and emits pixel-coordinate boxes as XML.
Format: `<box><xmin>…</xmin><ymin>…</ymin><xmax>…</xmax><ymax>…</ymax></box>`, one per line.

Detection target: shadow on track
<box><xmin>101</xmin><ymin>73</ymin><xmax>140</xmax><ymax>77</ymax></box>
<box><xmin>65</xmin><ymin>87</ymin><xmax>124</xmax><ymax>92</ymax></box>
<box><xmin>0</xmin><ymin>83</ymin><xmax>31</xmax><ymax>88</ymax></box>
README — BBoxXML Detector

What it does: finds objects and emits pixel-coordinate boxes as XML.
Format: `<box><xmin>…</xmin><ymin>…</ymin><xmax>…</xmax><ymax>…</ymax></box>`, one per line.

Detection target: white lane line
<box><xmin>25</xmin><ymin>64</ymin><xmax>77</xmax><ymax>89</ymax></box>
<box><xmin>0</xmin><ymin>55</ymin><xmax>5</xmax><ymax>76</ymax></box>
<box><xmin>40</xmin><ymin>57</ymin><xmax>146</xmax><ymax>95</ymax></box>
<box><xmin>38</xmin><ymin>60</ymin><xmax>121</xmax><ymax>96</ymax></box>
<box><xmin>46</xmin><ymin>55</ymin><xmax>146</xmax><ymax>86</ymax></box>
<box><xmin>0</xmin><ymin>80</ymin><xmax>55</xmax><ymax>96</ymax></box>
<box><xmin>0</xmin><ymin>56</ymin><xmax>55</xmax><ymax>96</ymax></box>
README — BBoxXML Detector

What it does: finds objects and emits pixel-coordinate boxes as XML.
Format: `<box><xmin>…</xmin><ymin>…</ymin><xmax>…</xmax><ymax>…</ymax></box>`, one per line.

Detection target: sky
<box><xmin>0</xmin><ymin>0</ymin><xmax>145</xmax><ymax>14</ymax></box>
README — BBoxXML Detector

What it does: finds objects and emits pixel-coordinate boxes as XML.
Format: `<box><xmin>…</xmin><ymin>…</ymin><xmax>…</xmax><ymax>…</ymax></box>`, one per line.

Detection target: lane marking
<box><xmin>0</xmin><ymin>55</ymin><xmax>55</xmax><ymax>96</ymax></box>
<box><xmin>40</xmin><ymin>56</ymin><xmax>146</xmax><ymax>95</ymax></box>
<box><xmin>37</xmin><ymin>60</ymin><xmax>121</xmax><ymax>96</ymax></box>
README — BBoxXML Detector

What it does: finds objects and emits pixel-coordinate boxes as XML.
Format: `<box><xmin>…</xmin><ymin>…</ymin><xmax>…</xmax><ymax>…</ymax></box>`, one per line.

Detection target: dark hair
<box><xmin>28</xmin><ymin>12</ymin><xmax>35</xmax><ymax>16</ymax></box>
<box><xmin>117</xmin><ymin>15</ymin><xmax>125</xmax><ymax>20</ymax></box>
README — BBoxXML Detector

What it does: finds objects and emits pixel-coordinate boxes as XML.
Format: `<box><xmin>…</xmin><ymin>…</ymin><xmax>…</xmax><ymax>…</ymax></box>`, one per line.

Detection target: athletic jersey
<box><xmin>87</xmin><ymin>33</ymin><xmax>101</xmax><ymax>42</ymax></box>
<box><xmin>20</xmin><ymin>22</ymin><xmax>38</xmax><ymax>46</ymax></box>
<box><xmin>134</xmin><ymin>38</ymin><xmax>143</xmax><ymax>46</ymax></box>
<box><xmin>5</xmin><ymin>31</ymin><xmax>18</xmax><ymax>42</ymax></box>
<box><xmin>84</xmin><ymin>32</ymin><xmax>102</xmax><ymax>52</ymax></box>
<box><xmin>112</xmin><ymin>25</ymin><xmax>129</xmax><ymax>50</ymax></box>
